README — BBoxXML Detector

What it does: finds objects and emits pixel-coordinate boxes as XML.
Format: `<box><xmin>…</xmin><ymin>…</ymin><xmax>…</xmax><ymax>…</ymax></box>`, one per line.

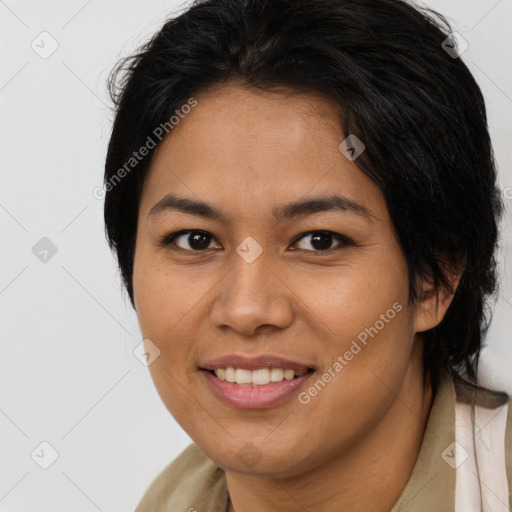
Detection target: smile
<box><xmin>199</xmin><ymin>354</ymin><xmax>316</xmax><ymax>408</ymax></box>
<box><xmin>211</xmin><ymin>367</ymin><xmax>309</xmax><ymax>385</ymax></box>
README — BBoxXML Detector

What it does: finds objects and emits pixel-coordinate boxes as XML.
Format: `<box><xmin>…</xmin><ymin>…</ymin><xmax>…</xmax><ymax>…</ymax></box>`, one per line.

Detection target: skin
<box><xmin>133</xmin><ymin>84</ymin><xmax>459</xmax><ymax>512</ymax></box>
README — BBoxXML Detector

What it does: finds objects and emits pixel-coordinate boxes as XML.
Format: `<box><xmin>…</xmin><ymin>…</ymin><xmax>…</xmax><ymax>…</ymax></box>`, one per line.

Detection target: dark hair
<box><xmin>104</xmin><ymin>0</ymin><xmax>503</xmax><ymax>389</ymax></box>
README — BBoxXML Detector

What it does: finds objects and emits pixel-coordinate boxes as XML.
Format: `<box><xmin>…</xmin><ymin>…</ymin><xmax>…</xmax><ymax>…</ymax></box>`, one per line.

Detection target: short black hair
<box><xmin>104</xmin><ymin>0</ymin><xmax>503</xmax><ymax>390</ymax></box>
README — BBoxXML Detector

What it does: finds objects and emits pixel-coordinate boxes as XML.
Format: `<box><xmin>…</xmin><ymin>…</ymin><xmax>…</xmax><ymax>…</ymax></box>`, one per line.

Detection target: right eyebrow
<box><xmin>149</xmin><ymin>194</ymin><xmax>228</xmax><ymax>222</ymax></box>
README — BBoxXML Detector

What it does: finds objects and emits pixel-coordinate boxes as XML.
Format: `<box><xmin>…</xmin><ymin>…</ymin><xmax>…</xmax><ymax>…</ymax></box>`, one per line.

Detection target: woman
<box><xmin>103</xmin><ymin>0</ymin><xmax>512</xmax><ymax>510</ymax></box>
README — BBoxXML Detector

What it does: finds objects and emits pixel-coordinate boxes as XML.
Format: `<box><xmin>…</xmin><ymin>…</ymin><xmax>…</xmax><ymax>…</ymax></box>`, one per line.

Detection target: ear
<box><xmin>412</xmin><ymin>269</ymin><xmax>462</xmax><ymax>333</ymax></box>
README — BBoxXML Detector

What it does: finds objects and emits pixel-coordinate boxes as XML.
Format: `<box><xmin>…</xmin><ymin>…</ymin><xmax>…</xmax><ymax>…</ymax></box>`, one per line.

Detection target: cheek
<box><xmin>133</xmin><ymin>243</ymin><xmax>169</xmax><ymax>347</ymax></box>
<box><xmin>132</xmin><ymin>243</ymin><xmax>215</xmax><ymax>381</ymax></box>
<box><xmin>133</xmin><ymin>241</ymin><xmax>191</xmax><ymax>337</ymax></box>
<box><xmin>298</xmin><ymin>293</ymin><xmax>415</xmax><ymax>456</ymax></box>
<box><xmin>132</xmin><ymin>251</ymin><xmax>203</xmax><ymax>419</ymax></box>
<box><xmin>300</xmin><ymin>253</ymin><xmax>409</xmax><ymax>338</ymax></box>
<box><xmin>297</xmin><ymin>242</ymin><xmax>414</xmax><ymax>391</ymax></box>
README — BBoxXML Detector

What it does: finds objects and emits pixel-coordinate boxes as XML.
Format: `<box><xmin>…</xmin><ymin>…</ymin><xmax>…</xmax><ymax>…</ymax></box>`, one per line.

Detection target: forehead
<box><xmin>139</xmin><ymin>84</ymin><xmax>386</xmax><ymax>223</ymax></box>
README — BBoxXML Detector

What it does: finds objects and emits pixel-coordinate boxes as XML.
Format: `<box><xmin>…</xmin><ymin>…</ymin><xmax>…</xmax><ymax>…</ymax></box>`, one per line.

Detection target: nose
<box><xmin>210</xmin><ymin>254</ymin><xmax>295</xmax><ymax>337</ymax></box>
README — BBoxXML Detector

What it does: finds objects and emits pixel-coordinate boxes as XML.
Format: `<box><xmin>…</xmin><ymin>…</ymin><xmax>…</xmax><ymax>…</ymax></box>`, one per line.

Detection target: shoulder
<box><xmin>134</xmin><ymin>443</ymin><xmax>228</xmax><ymax>512</ymax></box>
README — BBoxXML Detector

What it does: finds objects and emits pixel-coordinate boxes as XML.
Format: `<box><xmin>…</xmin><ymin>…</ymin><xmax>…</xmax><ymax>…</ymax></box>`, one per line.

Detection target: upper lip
<box><xmin>200</xmin><ymin>354</ymin><xmax>315</xmax><ymax>372</ymax></box>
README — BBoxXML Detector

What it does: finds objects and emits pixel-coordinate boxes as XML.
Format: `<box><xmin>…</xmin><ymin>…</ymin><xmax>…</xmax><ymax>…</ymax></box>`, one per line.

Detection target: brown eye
<box><xmin>161</xmin><ymin>230</ymin><xmax>221</xmax><ymax>251</ymax></box>
<box><xmin>292</xmin><ymin>231</ymin><xmax>353</xmax><ymax>252</ymax></box>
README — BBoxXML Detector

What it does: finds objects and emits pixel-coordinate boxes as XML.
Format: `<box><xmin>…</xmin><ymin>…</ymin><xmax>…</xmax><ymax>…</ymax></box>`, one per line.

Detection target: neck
<box><xmin>226</xmin><ymin>351</ymin><xmax>433</xmax><ymax>512</ymax></box>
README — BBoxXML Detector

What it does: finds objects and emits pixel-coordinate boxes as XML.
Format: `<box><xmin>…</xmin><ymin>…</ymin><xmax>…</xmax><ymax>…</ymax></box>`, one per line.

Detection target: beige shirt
<box><xmin>135</xmin><ymin>373</ymin><xmax>512</xmax><ymax>511</ymax></box>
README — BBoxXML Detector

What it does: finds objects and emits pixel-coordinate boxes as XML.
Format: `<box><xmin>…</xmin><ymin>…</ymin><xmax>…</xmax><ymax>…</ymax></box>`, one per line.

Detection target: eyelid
<box><xmin>160</xmin><ymin>229</ymin><xmax>354</xmax><ymax>252</ymax></box>
<box><xmin>291</xmin><ymin>231</ymin><xmax>354</xmax><ymax>251</ymax></box>
<box><xmin>160</xmin><ymin>229</ymin><xmax>217</xmax><ymax>248</ymax></box>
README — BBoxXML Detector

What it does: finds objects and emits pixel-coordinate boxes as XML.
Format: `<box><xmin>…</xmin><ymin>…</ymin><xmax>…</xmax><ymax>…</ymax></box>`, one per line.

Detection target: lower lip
<box><xmin>200</xmin><ymin>369</ymin><xmax>315</xmax><ymax>409</ymax></box>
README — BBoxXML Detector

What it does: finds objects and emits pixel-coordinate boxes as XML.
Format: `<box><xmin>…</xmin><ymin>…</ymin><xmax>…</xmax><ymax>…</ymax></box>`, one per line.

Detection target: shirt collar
<box><xmin>390</xmin><ymin>371</ymin><xmax>456</xmax><ymax>511</ymax></box>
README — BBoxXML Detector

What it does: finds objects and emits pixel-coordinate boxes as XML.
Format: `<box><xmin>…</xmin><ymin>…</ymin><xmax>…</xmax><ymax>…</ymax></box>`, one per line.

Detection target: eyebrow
<box><xmin>149</xmin><ymin>193</ymin><xmax>372</xmax><ymax>222</ymax></box>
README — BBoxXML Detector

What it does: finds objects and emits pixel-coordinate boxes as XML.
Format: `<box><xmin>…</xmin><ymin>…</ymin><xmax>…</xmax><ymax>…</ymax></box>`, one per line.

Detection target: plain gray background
<box><xmin>1</xmin><ymin>0</ymin><xmax>511</xmax><ymax>510</ymax></box>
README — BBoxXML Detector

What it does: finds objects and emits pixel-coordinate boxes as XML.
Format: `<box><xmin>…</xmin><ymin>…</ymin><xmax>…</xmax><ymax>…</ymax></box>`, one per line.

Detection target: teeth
<box><xmin>270</xmin><ymin>368</ymin><xmax>284</xmax><ymax>382</ymax></box>
<box><xmin>252</xmin><ymin>368</ymin><xmax>270</xmax><ymax>385</ymax></box>
<box><xmin>225</xmin><ymin>367</ymin><xmax>236</xmax><ymax>383</ymax></box>
<box><xmin>213</xmin><ymin>367</ymin><xmax>308</xmax><ymax>385</ymax></box>
<box><xmin>284</xmin><ymin>369</ymin><xmax>295</xmax><ymax>380</ymax></box>
<box><xmin>235</xmin><ymin>368</ymin><xmax>252</xmax><ymax>384</ymax></box>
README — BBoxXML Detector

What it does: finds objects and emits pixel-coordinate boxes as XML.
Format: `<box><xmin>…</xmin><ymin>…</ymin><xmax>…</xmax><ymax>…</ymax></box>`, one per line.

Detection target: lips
<box><xmin>200</xmin><ymin>354</ymin><xmax>315</xmax><ymax>373</ymax></box>
<box><xmin>199</xmin><ymin>354</ymin><xmax>316</xmax><ymax>408</ymax></box>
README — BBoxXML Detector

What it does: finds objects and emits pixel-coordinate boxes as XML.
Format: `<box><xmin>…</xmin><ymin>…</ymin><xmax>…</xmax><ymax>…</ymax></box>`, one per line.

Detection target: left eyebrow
<box><xmin>272</xmin><ymin>194</ymin><xmax>373</xmax><ymax>222</ymax></box>
<box><xmin>148</xmin><ymin>193</ymin><xmax>373</xmax><ymax>223</ymax></box>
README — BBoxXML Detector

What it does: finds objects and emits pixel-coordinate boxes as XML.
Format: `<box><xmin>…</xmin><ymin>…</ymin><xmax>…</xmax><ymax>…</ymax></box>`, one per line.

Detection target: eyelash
<box><xmin>160</xmin><ymin>230</ymin><xmax>354</xmax><ymax>253</ymax></box>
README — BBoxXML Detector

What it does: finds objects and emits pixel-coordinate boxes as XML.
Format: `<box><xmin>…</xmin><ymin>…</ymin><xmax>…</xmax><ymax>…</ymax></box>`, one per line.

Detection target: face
<box><xmin>133</xmin><ymin>84</ymin><xmax>437</xmax><ymax>477</ymax></box>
